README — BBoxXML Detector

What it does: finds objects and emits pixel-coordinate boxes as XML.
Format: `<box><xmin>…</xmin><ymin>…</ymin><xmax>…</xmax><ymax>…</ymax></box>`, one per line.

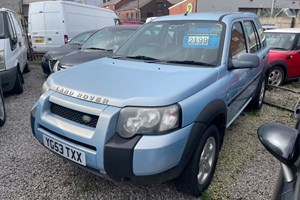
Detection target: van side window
<box><xmin>0</xmin><ymin>13</ymin><xmax>4</xmax><ymax>38</ymax></box>
<box><xmin>244</xmin><ymin>21</ymin><xmax>261</xmax><ymax>53</ymax></box>
<box><xmin>7</xmin><ymin>13</ymin><xmax>17</xmax><ymax>50</ymax></box>
<box><xmin>230</xmin><ymin>22</ymin><xmax>246</xmax><ymax>59</ymax></box>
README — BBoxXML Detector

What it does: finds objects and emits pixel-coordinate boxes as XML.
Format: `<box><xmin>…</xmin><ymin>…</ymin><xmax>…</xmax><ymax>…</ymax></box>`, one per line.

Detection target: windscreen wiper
<box><xmin>125</xmin><ymin>55</ymin><xmax>159</xmax><ymax>61</ymax></box>
<box><xmin>85</xmin><ymin>47</ymin><xmax>113</xmax><ymax>51</ymax></box>
<box><xmin>113</xmin><ymin>55</ymin><xmax>160</xmax><ymax>62</ymax></box>
<box><xmin>166</xmin><ymin>60</ymin><xmax>216</xmax><ymax>67</ymax></box>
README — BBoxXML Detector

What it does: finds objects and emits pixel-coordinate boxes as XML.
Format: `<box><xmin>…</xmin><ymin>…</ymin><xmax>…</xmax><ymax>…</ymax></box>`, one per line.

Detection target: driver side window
<box><xmin>230</xmin><ymin>22</ymin><xmax>247</xmax><ymax>59</ymax></box>
<box><xmin>7</xmin><ymin>13</ymin><xmax>17</xmax><ymax>50</ymax></box>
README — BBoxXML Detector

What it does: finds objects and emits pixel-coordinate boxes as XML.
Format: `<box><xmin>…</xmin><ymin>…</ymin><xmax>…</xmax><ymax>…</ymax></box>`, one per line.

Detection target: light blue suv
<box><xmin>31</xmin><ymin>12</ymin><xmax>269</xmax><ymax>196</ymax></box>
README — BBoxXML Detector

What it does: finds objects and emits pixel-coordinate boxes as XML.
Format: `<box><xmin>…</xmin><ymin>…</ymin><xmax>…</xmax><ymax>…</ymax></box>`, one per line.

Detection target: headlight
<box><xmin>53</xmin><ymin>61</ymin><xmax>61</xmax><ymax>72</ymax></box>
<box><xmin>41</xmin><ymin>81</ymin><xmax>49</xmax><ymax>94</ymax></box>
<box><xmin>117</xmin><ymin>104</ymin><xmax>181</xmax><ymax>138</ymax></box>
<box><xmin>0</xmin><ymin>50</ymin><xmax>5</xmax><ymax>71</ymax></box>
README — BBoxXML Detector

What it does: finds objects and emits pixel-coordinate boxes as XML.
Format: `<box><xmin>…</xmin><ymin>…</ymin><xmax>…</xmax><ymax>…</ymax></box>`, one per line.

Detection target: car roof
<box><xmin>153</xmin><ymin>12</ymin><xmax>258</xmax><ymax>22</ymax></box>
<box><xmin>265</xmin><ymin>28</ymin><xmax>300</xmax><ymax>33</ymax></box>
<box><xmin>99</xmin><ymin>25</ymin><xmax>142</xmax><ymax>31</ymax></box>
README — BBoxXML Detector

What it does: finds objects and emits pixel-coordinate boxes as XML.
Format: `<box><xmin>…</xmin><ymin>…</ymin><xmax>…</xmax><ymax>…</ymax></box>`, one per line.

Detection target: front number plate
<box><xmin>43</xmin><ymin>135</ymin><xmax>86</xmax><ymax>166</ymax></box>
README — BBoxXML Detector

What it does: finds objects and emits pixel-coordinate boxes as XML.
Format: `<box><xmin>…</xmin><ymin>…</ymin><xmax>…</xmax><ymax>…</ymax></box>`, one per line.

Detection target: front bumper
<box><xmin>31</xmin><ymin>92</ymin><xmax>192</xmax><ymax>184</ymax></box>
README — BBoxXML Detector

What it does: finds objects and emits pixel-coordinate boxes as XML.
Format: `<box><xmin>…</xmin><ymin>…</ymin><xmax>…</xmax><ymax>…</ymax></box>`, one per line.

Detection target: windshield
<box><xmin>69</xmin><ymin>31</ymin><xmax>94</xmax><ymax>45</ymax></box>
<box><xmin>81</xmin><ymin>28</ymin><xmax>137</xmax><ymax>51</ymax></box>
<box><xmin>265</xmin><ymin>32</ymin><xmax>296</xmax><ymax>50</ymax></box>
<box><xmin>115</xmin><ymin>21</ymin><xmax>224</xmax><ymax>67</ymax></box>
<box><xmin>0</xmin><ymin>12</ymin><xmax>4</xmax><ymax>38</ymax></box>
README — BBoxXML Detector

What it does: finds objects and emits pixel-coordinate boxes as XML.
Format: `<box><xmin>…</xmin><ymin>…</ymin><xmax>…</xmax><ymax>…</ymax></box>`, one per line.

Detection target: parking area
<box><xmin>0</xmin><ymin>61</ymin><xmax>298</xmax><ymax>199</ymax></box>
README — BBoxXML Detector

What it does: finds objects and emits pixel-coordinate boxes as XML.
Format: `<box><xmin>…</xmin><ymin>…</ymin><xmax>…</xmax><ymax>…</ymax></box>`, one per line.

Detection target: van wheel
<box><xmin>13</xmin><ymin>70</ymin><xmax>24</xmax><ymax>94</ymax></box>
<box><xmin>23</xmin><ymin>63</ymin><xmax>30</xmax><ymax>73</ymax></box>
<box><xmin>248</xmin><ymin>76</ymin><xmax>266</xmax><ymax>110</ymax></box>
<box><xmin>175</xmin><ymin>125</ymin><xmax>220</xmax><ymax>197</ymax></box>
<box><xmin>0</xmin><ymin>90</ymin><xmax>5</xmax><ymax>127</ymax></box>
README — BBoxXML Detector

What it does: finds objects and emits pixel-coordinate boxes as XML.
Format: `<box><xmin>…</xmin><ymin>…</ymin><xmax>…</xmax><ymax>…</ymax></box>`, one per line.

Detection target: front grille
<box><xmin>50</xmin><ymin>103</ymin><xmax>99</xmax><ymax>128</ymax></box>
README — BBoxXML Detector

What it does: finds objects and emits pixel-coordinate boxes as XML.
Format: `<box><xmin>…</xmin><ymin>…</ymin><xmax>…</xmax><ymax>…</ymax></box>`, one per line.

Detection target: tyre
<box><xmin>268</xmin><ymin>66</ymin><xmax>284</xmax><ymax>86</ymax></box>
<box><xmin>23</xmin><ymin>63</ymin><xmax>30</xmax><ymax>73</ymax></box>
<box><xmin>175</xmin><ymin>125</ymin><xmax>220</xmax><ymax>197</ymax></box>
<box><xmin>248</xmin><ymin>76</ymin><xmax>266</xmax><ymax>110</ymax></box>
<box><xmin>0</xmin><ymin>90</ymin><xmax>6</xmax><ymax>127</ymax></box>
<box><xmin>13</xmin><ymin>69</ymin><xmax>24</xmax><ymax>94</ymax></box>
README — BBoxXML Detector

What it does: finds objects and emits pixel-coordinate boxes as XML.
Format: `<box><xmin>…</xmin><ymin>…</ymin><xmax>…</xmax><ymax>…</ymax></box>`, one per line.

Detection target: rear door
<box><xmin>30</xmin><ymin>3</ymin><xmax>64</xmax><ymax>52</ymax></box>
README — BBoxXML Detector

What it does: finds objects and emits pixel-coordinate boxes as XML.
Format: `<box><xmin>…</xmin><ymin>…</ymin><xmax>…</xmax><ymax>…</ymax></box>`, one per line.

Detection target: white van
<box><xmin>0</xmin><ymin>8</ymin><xmax>28</xmax><ymax>94</ymax></box>
<box><xmin>28</xmin><ymin>1</ymin><xmax>119</xmax><ymax>53</ymax></box>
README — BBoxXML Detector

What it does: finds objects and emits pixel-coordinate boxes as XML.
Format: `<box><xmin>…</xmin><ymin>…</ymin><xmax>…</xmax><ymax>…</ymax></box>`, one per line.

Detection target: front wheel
<box><xmin>0</xmin><ymin>89</ymin><xmax>6</xmax><ymax>127</ymax></box>
<box><xmin>23</xmin><ymin>63</ymin><xmax>30</xmax><ymax>73</ymax></box>
<box><xmin>13</xmin><ymin>69</ymin><xmax>24</xmax><ymax>94</ymax></box>
<box><xmin>268</xmin><ymin>66</ymin><xmax>284</xmax><ymax>86</ymax></box>
<box><xmin>175</xmin><ymin>125</ymin><xmax>220</xmax><ymax>197</ymax></box>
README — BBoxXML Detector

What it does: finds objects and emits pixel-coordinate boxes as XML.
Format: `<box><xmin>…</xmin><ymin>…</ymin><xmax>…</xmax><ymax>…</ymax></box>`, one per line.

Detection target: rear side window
<box><xmin>230</xmin><ymin>22</ymin><xmax>246</xmax><ymax>59</ymax></box>
<box><xmin>254</xmin><ymin>18</ymin><xmax>267</xmax><ymax>48</ymax></box>
<box><xmin>244</xmin><ymin>21</ymin><xmax>261</xmax><ymax>53</ymax></box>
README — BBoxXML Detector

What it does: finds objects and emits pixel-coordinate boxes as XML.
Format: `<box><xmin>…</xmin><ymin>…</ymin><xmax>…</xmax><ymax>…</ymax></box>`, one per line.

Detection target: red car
<box><xmin>265</xmin><ymin>28</ymin><xmax>300</xmax><ymax>86</ymax></box>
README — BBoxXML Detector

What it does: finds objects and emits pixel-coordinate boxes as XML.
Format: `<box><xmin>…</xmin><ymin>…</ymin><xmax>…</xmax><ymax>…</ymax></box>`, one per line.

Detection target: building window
<box><xmin>147</xmin><ymin>12</ymin><xmax>153</xmax><ymax>17</ymax></box>
<box><xmin>157</xmin><ymin>2</ymin><xmax>163</xmax><ymax>12</ymax></box>
<box><xmin>127</xmin><ymin>13</ymin><xmax>129</xmax><ymax>19</ymax></box>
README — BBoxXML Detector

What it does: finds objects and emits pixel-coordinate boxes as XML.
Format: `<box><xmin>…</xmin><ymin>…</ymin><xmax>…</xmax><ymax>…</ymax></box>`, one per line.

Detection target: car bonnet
<box><xmin>47</xmin><ymin>57</ymin><xmax>219</xmax><ymax>107</ymax></box>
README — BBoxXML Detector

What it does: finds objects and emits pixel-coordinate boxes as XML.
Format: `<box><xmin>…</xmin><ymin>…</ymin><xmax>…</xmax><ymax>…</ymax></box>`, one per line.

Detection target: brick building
<box><xmin>103</xmin><ymin>0</ymin><xmax>181</xmax><ymax>22</ymax></box>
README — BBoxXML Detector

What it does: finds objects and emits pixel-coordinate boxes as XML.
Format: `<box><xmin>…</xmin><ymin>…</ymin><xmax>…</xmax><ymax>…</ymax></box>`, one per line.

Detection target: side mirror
<box><xmin>229</xmin><ymin>53</ymin><xmax>259</xmax><ymax>70</ymax></box>
<box><xmin>12</xmin><ymin>37</ymin><xmax>18</xmax><ymax>45</ymax></box>
<box><xmin>257</xmin><ymin>123</ymin><xmax>299</xmax><ymax>166</ymax></box>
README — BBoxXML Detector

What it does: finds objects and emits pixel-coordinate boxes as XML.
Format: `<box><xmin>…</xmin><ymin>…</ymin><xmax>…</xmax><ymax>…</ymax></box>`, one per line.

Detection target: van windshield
<box><xmin>115</xmin><ymin>20</ymin><xmax>225</xmax><ymax>67</ymax></box>
<box><xmin>0</xmin><ymin>12</ymin><xmax>5</xmax><ymax>38</ymax></box>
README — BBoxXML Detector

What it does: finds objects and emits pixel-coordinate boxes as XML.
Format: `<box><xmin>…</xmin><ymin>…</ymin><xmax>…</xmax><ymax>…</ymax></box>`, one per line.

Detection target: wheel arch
<box><xmin>268</xmin><ymin>60</ymin><xmax>288</xmax><ymax>81</ymax></box>
<box><xmin>195</xmin><ymin>99</ymin><xmax>227</xmax><ymax>149</ymax></box>
<box><xmin>176</xmin><ymin>100</ymin><xmax>227</xmax><ymax>176</ymax></box>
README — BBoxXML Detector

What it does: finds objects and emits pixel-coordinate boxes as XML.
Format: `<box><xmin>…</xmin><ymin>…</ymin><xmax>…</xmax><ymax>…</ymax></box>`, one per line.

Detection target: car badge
<box><xmin>82</xmin><ymin>115</ymin><xmax>92</xmax><ymax>124</ymax></box>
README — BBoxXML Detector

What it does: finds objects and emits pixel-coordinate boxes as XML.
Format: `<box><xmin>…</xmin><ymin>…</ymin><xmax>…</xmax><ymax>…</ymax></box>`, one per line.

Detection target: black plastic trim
<box><xmin>104</xmin><ymin>134</ymin><xmax>141</xmax><ymax>181</ymax></box>
<box><xmin>30</xmin><ymin>105</ymin><xmax>36</xmax><ymax>136</ymax></box>
<box><xmin>104</xmin><ymin>123</ymin><xmax>208</xmax><ymax>184</ymax></box>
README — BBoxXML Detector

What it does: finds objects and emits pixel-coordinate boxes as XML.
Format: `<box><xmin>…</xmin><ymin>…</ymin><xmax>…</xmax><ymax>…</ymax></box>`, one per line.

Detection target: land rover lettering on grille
<box><xmin>55</xmin><ymin>86</ymin><xmax>110</xmax><ymax>104</ymax></box>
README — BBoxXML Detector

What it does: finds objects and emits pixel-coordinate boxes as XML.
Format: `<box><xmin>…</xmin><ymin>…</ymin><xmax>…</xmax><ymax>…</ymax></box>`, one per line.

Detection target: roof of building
<box><xmin>102</xmin><ymin>0</ymin><xmax>121</xmax><ymax>7</ymax></box>
<box><xmin>103</xmin><ymin>0</ymin><xmax>182</xmax><ymax>10</ymax></box>
<box><xmin>167</xmin><ymin>0</ymin><xmax>183</xmax><ymax>5</ymax></box>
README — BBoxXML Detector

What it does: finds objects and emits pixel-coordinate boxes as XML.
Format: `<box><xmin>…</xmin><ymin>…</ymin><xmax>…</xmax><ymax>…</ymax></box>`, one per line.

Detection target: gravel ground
<box><xmin>0</xmin><ymin>61</ymin><xmax>299</xmax><ymax>200</ymax></box>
